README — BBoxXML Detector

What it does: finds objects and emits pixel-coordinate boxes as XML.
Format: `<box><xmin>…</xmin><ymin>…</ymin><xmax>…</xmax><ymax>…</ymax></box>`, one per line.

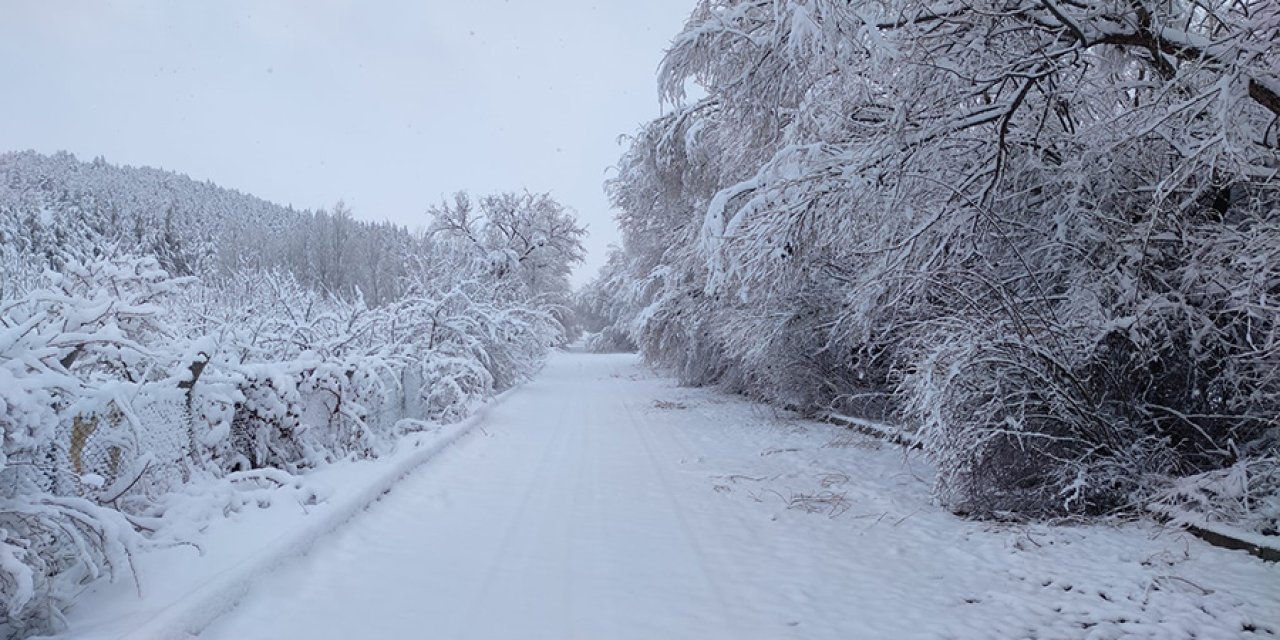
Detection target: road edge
<box><xmin>120</xmin><ymin>387</ymin><xmax>519</xmax><ymax>640</ymax></box>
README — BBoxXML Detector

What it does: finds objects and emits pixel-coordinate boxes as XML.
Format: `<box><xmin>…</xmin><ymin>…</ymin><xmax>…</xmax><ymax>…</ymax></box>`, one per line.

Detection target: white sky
<box><xmin>0</xmin><ymin>1</ymin><xmax>694</xmax><ymax>286</ymax></box>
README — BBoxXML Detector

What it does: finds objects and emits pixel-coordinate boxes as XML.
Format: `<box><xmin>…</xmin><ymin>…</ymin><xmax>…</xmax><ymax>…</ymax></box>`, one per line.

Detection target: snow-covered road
<box><xmin>195</xmin><ymin>351</ymin><xmax>1277</xmax><ymax>640</ymax></box>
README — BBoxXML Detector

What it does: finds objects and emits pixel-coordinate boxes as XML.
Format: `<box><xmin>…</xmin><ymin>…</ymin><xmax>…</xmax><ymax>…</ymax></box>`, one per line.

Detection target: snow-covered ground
<box><xmin>52</xmin><ymin>352</ymin><xmax>1279</xmax><ymax>640</ymax></box>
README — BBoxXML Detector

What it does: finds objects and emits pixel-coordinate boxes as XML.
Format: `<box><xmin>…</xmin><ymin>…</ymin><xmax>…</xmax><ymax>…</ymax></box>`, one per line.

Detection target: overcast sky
<box><xmin>0</xmin><ymin>1</ymin><xmax>694</xmax><ymax>286</ymax></box>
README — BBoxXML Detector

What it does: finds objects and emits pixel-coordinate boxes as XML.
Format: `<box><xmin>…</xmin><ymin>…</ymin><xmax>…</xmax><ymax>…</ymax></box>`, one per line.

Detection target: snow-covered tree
<box><xmin>428</xmin><ymin>191</ymin><xmax>586</xmax><ymax>343</ymax></box>
<box><xmin>596</xmin><ymin>0</ymin><xmax>1279</xmax><ymax>520</ymax></box>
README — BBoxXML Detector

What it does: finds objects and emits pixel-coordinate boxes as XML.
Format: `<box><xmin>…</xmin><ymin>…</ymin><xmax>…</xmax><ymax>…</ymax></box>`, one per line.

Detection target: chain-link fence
<box><xmin>2</xmin><ymin>372</ymin><xmax>418</xmax><ymax>507</ymax></box>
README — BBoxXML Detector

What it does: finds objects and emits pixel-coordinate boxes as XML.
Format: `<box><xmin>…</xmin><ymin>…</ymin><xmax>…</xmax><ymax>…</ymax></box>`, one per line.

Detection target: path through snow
<box><xmin>188</xmin><ymin>352</ymin><xmax>1277</xmax><ymax>639</ymax></box>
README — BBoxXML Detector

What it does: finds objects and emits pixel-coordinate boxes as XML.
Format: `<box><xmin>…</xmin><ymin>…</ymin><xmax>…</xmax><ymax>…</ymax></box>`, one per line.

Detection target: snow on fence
<box><xmin>2</xmin><ymin>366</ymin><xmax>418</xmax><ymax>508</ymax></box>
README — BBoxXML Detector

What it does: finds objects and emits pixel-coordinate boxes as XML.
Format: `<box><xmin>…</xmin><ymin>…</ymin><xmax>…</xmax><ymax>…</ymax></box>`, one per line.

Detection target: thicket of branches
<box><xmin>0</xmin><ymin>153</ymin><xmax>583</xmax><ymax>636</ymax></box>
<box><xmin>584</xmin><ymin>0</ymin><xmax>1278</xmax><ymax>526</ymax></box>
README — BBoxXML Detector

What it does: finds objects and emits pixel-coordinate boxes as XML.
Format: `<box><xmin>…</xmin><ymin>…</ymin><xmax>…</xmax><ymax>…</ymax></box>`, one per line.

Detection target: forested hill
<box><xmin>0</xmin><ymin>150</ymin><xmax>417</xmax><ymax>304</ymax></box>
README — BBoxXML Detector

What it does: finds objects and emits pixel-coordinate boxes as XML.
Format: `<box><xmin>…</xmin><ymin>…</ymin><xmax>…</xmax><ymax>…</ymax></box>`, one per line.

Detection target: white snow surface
<box><xmin>53</xmin><ymin>352</ymin><xmax>1279</xmax><ymax>640</ymax></box>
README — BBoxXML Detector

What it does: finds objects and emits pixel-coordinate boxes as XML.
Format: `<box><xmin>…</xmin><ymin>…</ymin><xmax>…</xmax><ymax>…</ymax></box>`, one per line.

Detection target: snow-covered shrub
<box><xmin>394</xmin><ymin>282</ymin><xmax>559</xmax><ymax>422</ymax></box>
<box><xmin>225</xmin><ymin>366</ymin><xmax>305</xmax><ymax>473</ymax></box>
<box><xmin>576</xmin><ymin>250</ymin><xmax>639</xmax><ymax>353</ymax></box>
<box><xmin>0</xmin><ymin>255</ymin><xmax>174</xmax><ymax>634</ymax></box>
<box><xmin>0</xmin><ymin>496</ymin><xmax>139</xmax><ymax>637</ymax></box>
<box><xmin>1150</xmin><ymin>457</ymin><xmax>1280</xmax><ymax>540</ymax></box>
<box><xmin>582</xmin><ymin>330</ymin><xmax>635</xmax><ymax>354</ymax></box>
<box><xmin>294</xmin><ymin>358</ymin><xmax>392</xmax><ymax>463</ymax></box>
<box><xmin>0</xmin><ymin>254</ymin><xmax>189</xmax><ymax>482</ymax></box>
<box><xmin>903</xmin><ymin>202</ymin><xmax>1279</xmax><ymax>517</ymax></box>
<box><xmin>905</xmin><ymin>320</ymin><xmax>1178</xmax><ymax>517</ymax></box>
<box><xmin>416</xmin><ymin>353</ymin><xmax>493</xmax><ymax>423</ymax></box>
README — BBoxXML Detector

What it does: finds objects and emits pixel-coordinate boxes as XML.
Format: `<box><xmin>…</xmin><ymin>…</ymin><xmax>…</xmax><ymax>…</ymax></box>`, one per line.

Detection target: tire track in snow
<box><xmin>455</xmin><ymin>402</ymin><xmax>573</xmax><ymax>639</ymax></box>
<box><xmin>620</xmin><ymin>396</ymin><xmax>749</xmax><ymax>639</ymax></box>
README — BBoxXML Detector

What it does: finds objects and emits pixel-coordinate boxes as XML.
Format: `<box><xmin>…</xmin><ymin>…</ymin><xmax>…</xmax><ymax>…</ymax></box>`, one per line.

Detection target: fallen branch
<box><xmin>819</xmin><ymin>412</ymin><xmax>922</xmax><ymax>450</ymax></box>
